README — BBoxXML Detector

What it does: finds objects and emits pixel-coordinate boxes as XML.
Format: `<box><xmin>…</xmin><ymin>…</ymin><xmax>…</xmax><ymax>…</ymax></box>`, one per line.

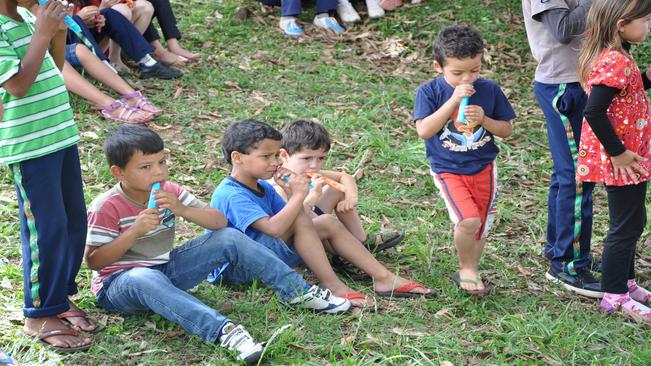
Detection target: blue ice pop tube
<box><xmin>456</xmin><ymin>96</ymin><xmax>469</xmax><ymax>124</ymax></box>
<box><xmin>147</xmin><ymin>182</ymin><xmax>160</xmax><ymax>209</ymax></box>
<box><xmin>37</xmin><ymin>0</ymin><xmax>82</xmax><ymax>33</ymax></box>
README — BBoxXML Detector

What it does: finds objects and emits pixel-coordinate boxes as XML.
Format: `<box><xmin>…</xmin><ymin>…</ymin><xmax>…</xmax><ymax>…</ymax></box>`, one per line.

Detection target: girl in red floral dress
<box><xmin>577</xmin><ymin>0</ymin><xmax>651</xmax><ymax>324</ymax></box>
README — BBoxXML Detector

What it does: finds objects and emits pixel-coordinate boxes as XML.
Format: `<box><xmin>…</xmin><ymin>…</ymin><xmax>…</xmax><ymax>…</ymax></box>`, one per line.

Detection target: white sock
<box><xmin>315</xmin><ymin>13</ymin><xmax>328</xmax><ymax>18</ymax></box>
<box><xmin>138</xmin><ymin>54</ymin><xmax>157</xmax><ymax>67</ymax></box>
<box><xmin>102</xmin><ymin>60</ymin><xmax>118</xmax><ymax>74</ymax></box>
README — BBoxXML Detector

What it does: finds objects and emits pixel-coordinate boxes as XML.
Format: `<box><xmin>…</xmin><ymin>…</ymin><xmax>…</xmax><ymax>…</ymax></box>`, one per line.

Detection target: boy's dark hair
<box><xmin>281</xmin><ymin>120</ymin><xmax>331</xmax><ymax>155</ymax></box>
<box><xmin>433</xmin><ymin>24</ymin><xmax>484</xmax><ymax>66</ymax></box>
<box><xmin>222</xmin><ymin>119</ymin><xmax>282</xmax><ymax>164</ymax></box>
<box><xmin>104</xmin><ymin>125</ymin><xmax>164</xmax><ymax>168</ymax></box>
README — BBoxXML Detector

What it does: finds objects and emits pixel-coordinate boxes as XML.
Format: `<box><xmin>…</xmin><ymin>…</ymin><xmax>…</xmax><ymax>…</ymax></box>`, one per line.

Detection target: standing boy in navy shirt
<box><xmin>413</xmin><ymin>25</ymin><xmax>516</xmax><ymax>296</ymax></box>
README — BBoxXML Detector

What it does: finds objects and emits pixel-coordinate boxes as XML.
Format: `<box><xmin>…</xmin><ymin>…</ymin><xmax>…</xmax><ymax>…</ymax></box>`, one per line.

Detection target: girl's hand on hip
<box><xmin>611</xmin><ymin>150</ymin><xmax>648</xmax><ymax>184</ymax></box>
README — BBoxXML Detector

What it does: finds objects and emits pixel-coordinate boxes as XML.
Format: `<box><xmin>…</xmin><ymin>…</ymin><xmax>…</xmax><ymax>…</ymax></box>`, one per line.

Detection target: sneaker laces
<box><xmin>219</xmin><ymin>324</ymin><xmax>256</xmax><ymax>352</ymax></box>
<box><xmin>574</xmin><ymin>267</ymin><xmax>598</xmax><ymax>284</ymax></box>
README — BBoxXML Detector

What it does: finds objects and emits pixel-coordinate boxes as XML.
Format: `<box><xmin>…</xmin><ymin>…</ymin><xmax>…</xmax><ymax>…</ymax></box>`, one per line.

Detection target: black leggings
<box><xmin>143</xmin><ymin>0</ymin><xmax>182</xmax><ymax>43</ymax></box>
<box><xmin>601</xmin><ymin>181</ymin><xmax>647</xmax><ymax>294</ymax></box>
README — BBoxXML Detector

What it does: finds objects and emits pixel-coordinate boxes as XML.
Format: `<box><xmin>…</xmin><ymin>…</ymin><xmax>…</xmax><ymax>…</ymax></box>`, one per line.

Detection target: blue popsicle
<box><xmin>37</xmin><ymin>0</ymin><xmax>82</xmax><ymax>33</ymax></box>
<box><xmin>147</xmin><ymin>182</ymin><xmax>160</xmax><ymax>209</ymax></box>
<box><xmin>456</xmin><ymin>96</ymin><xmax>470</xmax><ymax>124</ymax></box>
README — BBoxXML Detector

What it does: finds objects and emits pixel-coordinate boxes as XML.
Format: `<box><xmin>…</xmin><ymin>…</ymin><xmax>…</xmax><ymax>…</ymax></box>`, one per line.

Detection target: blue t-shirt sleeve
<box><xmin>490</xmin><ymin>84</ymin><xmax>517</xmax><ymax>122</ymax></box>
<box><xmin>225</xmin><ymin>193</ymin><xmax>270</xmax><ymax>234</ymax></box>
<box><xmin>413</xmin><ymin>84</ymin><xmax>440</xmax><ymax>122</ymax></box>
<box><xmin>268</xmin><ymin>186</ymin><xmax>287</xmax><ymax>214</ymax></box>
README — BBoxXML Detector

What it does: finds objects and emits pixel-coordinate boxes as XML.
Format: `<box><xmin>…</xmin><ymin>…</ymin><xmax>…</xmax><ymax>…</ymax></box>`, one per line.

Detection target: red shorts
<box><xmin>431</xmin><ymin>162</ymin><xmax>498</xmax><ymax>239</ymax></box>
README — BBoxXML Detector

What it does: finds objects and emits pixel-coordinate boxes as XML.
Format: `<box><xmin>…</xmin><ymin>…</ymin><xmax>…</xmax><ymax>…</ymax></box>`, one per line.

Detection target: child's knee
<box><xmin>113</xmin><ymin>5</ymin><xmax>133</xmax><ymax>20</ymax></box>
<box><xmin>315</xmin><ymin>215</ymin><xmax>344</xmax><ymax>235</ymax></box>
<box><xmin>136</xmin><ymin>0</ymin><xmax>154</xmax><ymax>16</ymax></box>
<box><xmin>123</xmin><ymin>267</ymin><xmax>166</xmax><ymax>290</ymax></box>
<box><xmin>456</xmin><ymin>218</ymin><xmax>482</xmax><ymax>235</ymax></box>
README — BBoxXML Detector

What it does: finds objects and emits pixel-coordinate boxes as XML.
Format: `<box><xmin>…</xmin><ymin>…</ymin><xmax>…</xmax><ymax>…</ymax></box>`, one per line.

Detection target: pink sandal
<box><xmin>101</xmin><ymin>100</ymin><xmax>153</xmax><ymax>124</ymax></box>
<box><xmin>121</xmin><ymin>91</ymin><xmax>163</xmax><ymax>116</ymax></box>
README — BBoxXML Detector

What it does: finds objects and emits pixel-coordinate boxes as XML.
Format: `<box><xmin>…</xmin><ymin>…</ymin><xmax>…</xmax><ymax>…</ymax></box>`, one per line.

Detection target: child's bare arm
<box><xmin>4</xmin><ymin>1</ymin><xmax>67</xmax><ymax>97</ymax></box>
<box><xmin>416</xmin><ymin>84</ymin><xmax>474</xmax><ymax>139</ymax></box>
<box><xmin>85</xmin><ymin>208</ymin><xmax>159</xmax><ymax>270</ymax></box>
<box><xmin>464</xmin><ymin>105</ymin><xmax>513</xmax><ymax>138</ymax></box>
<box><xmin>49</xmin><ymin>28</ymin><xmax>67</xmax><ymax>71</ymax></box>
<box><xmin>155</xmin><ymin>191</ymin><xmax>227</xmax><ymax>230</ymax></box>
<box><xmin>320</xmin><ymin>170</ymin><xmax>358</xmax><ymax>211</ymax></box>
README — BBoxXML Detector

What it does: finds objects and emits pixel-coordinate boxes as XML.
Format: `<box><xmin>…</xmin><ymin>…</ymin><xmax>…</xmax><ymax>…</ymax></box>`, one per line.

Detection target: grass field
<box><xmin>1</xmin><ymin>0</ymin><xmax>651</xmax><ymax>364</ymax></box>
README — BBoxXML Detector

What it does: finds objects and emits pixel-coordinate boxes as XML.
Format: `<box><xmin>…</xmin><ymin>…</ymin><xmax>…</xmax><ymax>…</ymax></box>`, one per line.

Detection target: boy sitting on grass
<box><xmin>85</xmin><ymin>125</ymin><xmax>351</xmax><ymax>365</ymax></box>
<box><xmin>211</xmin><ymin>119</ymin><xmax>433</xmax><ymax>309</ymax></box>
<box><xmin>273</xmin><ymin>120</ymin><xmax>433</xmax><ymax>298</ymax></box>
<box><xmin>280</xmin><ymin>120</ymin><xmax>404</xmax><ymax>254</ymax></box>
<box><xmin>413</xmin><ymin>24</ymin><xmax>516</xmax><ymax>296</ymax></box>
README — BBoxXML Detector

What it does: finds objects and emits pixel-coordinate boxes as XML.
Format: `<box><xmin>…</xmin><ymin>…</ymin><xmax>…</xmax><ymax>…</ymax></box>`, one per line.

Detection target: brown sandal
<box><xmin>58</xmin><ymin>310</ymin><xmax>103</xmax><ymax>334</ymax></box>
<box><xmin>31</xmin><ymin>327</ymin><xmax>92</xmax><ymax>353</ymax></box>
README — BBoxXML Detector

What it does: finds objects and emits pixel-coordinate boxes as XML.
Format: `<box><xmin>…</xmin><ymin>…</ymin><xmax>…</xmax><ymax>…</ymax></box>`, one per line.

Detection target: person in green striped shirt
<box><xmin>1</xmin><ymin>0</ymin><xmax>97</xmax><ymax>352</ymax></box>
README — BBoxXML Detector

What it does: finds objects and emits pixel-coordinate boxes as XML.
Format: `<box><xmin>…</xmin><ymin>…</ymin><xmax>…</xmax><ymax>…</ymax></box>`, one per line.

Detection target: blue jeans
<box><xmin>253</xmin><ymin>232</ymin><xmax>304</xmax><ymax>268</ymax></box>
<box><xmin>96</xmin><ymin>228</ymin><xmax>308</xmax><ymax>343</ymax></box>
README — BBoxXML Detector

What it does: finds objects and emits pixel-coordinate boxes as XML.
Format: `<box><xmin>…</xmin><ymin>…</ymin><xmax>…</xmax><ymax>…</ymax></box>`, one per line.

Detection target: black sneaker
<box><xmin>587</xmin><ymin>254</ymin><xmax>602</xmax><ymax>273</ymax></box>
<box><xmin>138</xmin><ymin>62</ymin><xmax>183</xmax><ymax>79</ymax></box>
<box><xmin>545</xmin><ymin>266</ymin><xmax>603</xmax><ymax>298</ymax></box>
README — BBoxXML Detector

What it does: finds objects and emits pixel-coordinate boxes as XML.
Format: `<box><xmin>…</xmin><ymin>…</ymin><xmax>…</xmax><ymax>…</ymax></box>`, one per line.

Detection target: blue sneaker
<box><xmin>313</xmin><ymin>14</ymin><xmax>346</xmax><ymax>33</ymax></box>
<box><xmin>279</xmin><ymin>17</ymin><xmax>304</xmax><ymax>36</ymax></box>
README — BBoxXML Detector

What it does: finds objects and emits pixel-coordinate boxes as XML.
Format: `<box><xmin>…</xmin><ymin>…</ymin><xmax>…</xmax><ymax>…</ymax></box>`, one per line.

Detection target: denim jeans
<box><xmin>253</xmin><ymin>232</ymin><xmax>304</xmax><ymax>268</ymax></box>
<box><xmin>97</xmin><ymin>228</ymin><xmax>308</xmax><ymax>343</ymax></box>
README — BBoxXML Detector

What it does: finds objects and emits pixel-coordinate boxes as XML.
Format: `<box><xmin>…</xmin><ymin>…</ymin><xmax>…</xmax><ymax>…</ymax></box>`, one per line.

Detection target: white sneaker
<box><xmin>287</xmin><ymin>285</ymin><xmax>351</xmax><ymax>314</ymax></box>
<box><xmin>313</xmin><ymin>14</ymin><xmax>346</xmax><ymax>33</ymax></box>
<box><xmin>219</xmin><ymin>323</ymin><xmax>263</xmax><ymax>365</ymax></box>
<box><xmin>366</xmin><ymin>0</ymin><xmax>385</xmax><ymax>18</ymax></box>
<box><xmin>338</xmin><ymin>0</ymin><xmax>361</xmax><ymax>23</ymax></box>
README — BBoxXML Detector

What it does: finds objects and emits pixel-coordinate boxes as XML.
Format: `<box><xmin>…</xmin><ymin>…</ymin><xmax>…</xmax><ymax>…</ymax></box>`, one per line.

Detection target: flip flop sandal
<box><xmin>364</xmin><ymin>230</ymin><xmax>405</xmax><ymax>253</ymax></box>
<box><xmin>451</xmin><ymin>272</ymin><xmax>495</xmax><ymax>297</ymax></box>
<box><xmin>343</xmin><ymin>292</ymin><xmax>380</xmax><ymax>311</ymax></box>
<box><xmin>30</xmin><ymin>327</ymin><xmax>92</xmax><ymax>353</ymax></box>
<box><xmin>375</xmin><ymin>281</ymin><xmax>436</xmax><ymax>298</ymax></box>
<box><xmin>331</xmin><ymin>256</ymin><xmax>370</xmax><ymax>281</ymax></box>
<box><xmin>121</xmin><ymin>91</ymin><xmax>163</xmax><ymax>116</ymax></box>
<box><xmin>58</xmin><ymin>310</ymin><xmax>103</xmax><ymax>334</ymax></box>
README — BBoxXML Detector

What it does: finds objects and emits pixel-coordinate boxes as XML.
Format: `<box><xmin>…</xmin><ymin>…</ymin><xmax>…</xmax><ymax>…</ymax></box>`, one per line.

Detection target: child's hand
<box><xmin>131</xmin><ymin>208</ymin><xmax>160</xmax><ymax>237</ymax></box>
<box><xmin>95</xmin><ymin>14</ymin><xmax>106</xmax><ymax>28</ymax></box>
<box><xmin>336</xmin><ymin>194</ymin><xmax>358</xmax><ymax>213</ymax></box>
<box><xmin>451</xmin><ymin>84</ymin><xmax>475</xmax><ymax>104</ymax></box>
<box><xmin>77</xmin><ymin>6</ymin><xmax>99</xmax><ymax>26</ymax></box>
<box><xmin>34</xmin><ymin>0</ymin><xmax>69</xmax><ymax>39</ymax></box>
<box><xmin>154</xmin><ymin>190</ymin><xmax>185</xmax><ymax>216</ymax></box>
<box><xmin>99</xmin><ymin>0</ymin><xmax>121</xmax><ymax>9</ymax></box>
<box><xmin>464</xmin><ymin>105</ymin><xmax>485</xmax><ymax>125</ymax></box>
<box><xmin>611</xmin><ymin>150</ymin><xmax>648</xmax><ymax>184</ymax></box>
<box><xmin>305</xmin><ymin>174</ymin><xmax>325</xmax><ymax>206</ymax></box>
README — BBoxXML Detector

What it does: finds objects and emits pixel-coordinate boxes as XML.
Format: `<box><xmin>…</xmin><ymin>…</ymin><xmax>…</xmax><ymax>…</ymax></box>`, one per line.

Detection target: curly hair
<box><xmin>222</xmin><ymin>119</ymin><xmax>282</xmax><ymax>164</ymax></box>
<box><xmin>433</xmin><ymin>24</ymin><xmax>484</xmax><ymax>66</ymax></box>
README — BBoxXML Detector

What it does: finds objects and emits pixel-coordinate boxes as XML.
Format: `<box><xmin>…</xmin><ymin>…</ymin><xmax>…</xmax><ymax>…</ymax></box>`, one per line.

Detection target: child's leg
<box><xmin>163</xmin><ymin>228</ymin><xmax>309</xmax><ymax>302</ymax></box>
<box><xmin>62</xmin><ymin>61</ymin><xmax>114</xmax><ymax>107</ymax></box>
<box><xmin>599</xmin><ymin>182</ymin><xmax>651</xmax><ymax>322</ymax></box>
<box><xmin>100</xmin><ymin>267</ymin><xmax>230</xmax><ymax>343</ymax></box>
<box><xmin>316</xmin><ymin>188</ymin><xmax>366</xmax><ymax>241</ymax></box>
<box><xmin>454</xmin><ymin>219</ymin><xmax>485</xmax><ymax>291</ymax></box>
<box><xmin>75</xmin><ymin>45</ymin><xmax>135</xmax><ymax>96</ymax></box>
<box><xmin>289</xmin><ymin>212</ymin><xmax>370</xmax><ymax>305</ymax></box>
<box><xmin>313</xmin><ymin>215</ymin><xmax>431</xmax><ymax>295</ymax></box>
<box><xmin>12</xmin><ymin>147</ymin><xmax>91</xmax><ymax>348</ymax></box>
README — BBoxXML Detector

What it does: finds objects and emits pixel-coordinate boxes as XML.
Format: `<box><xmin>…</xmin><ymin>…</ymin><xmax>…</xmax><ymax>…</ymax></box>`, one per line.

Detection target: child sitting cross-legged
<box><xmin>85</xmin><ymin>125</ymin><xmax>351</xmax><ymax>365</ymax></box>
<box><xmin>210</xmin><ymin>119</ymin><xmax>434</xmax><ymax>309</ymax></box>
<box><xmin>273</xmin><ymin>119</ymin><xmax>434</xmax><ymax>299</ymax></box>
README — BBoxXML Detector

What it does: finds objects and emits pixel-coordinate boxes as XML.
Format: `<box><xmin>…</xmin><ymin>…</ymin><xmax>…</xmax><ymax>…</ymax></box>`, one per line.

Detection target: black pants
<box><xmin>143</xmin><ymin>0</ymin><xmax>182</xmax><ymax>42</ymax></box>
<box><xmin>601</xmin><ymin>181</ymin><xmax>647</xmax><ymax>294</ymax></box>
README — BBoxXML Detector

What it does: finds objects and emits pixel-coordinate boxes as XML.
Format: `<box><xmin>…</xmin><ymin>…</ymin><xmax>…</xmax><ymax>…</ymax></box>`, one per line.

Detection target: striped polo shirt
<box><xmin>86</xmin><ymin>181</ymin><xmax>206</xmax><ymax>294</ymax></box>
<box><xmin>0</xmin><ymin>7</ymin><xmax>78</xmax><ymax>165</ymax></box>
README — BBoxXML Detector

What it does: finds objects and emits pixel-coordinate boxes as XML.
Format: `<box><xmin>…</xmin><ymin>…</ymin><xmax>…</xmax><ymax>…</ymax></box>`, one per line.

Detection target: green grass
<box><xmin>2</xmin><ymin>0</ymin><xmax>651</xmax><ymax>364</ymax></box>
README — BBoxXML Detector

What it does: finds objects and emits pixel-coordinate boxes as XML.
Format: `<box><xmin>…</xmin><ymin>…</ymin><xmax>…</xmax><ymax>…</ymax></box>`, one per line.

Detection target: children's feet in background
<box><xmin>366</xmin><ymin>0</ymin><xmax>385</xmax><ymax>17</ymax></box>
<box><xmin>313</xmin><ymin>14</ymin><xmax>346</xmax><ymax>33</ymax></box>
<box><xmin>101</xmin><ymin>100</ymin><xmax>153</xmax><ymax>124</ymax></box>
<box><xmin>138</xmin><ymin>63</ymin><xmax>183</xmax><ymax>80</ymax></box>
<box><xmin>600</xmin><ymin>293</ymin><xmax>651</xmax><ymax>325</ymax></box>
<box><xmin>219</xmin><ymin>323</ymin><xmax>263</xmax><ymax>365</ymax></box>
<box><xmin>379</xmin><ymin>0</ymin><xmax>402</xmax><ymax>11</ymax></box>
<box><xmin>287</xmin><ymin>285</ymin><xmax>351</xmax><ymax>314</ymax></box>
<box><xmin>337</xmin><ymin>0</ymin><xmax>361</xmax><ymax>23</ymax></box>
<box><xmin>279</xmin><ymin>17</ymin><xmax>304</xmax><ymax>36</ymax></box>
<box><xmin>167</xmin><ymin>39</ymin><xmax>200</xmax><ymax>61</ymax></box>
<box><xmin>121</xmin><ymin>91</ymin><xmax>163</xmax><ymax>116</ymax></box>
<box><xmin>628</xmin><ymin>279</ymin><xmax>651</xmax><ymax>304</ymax></box>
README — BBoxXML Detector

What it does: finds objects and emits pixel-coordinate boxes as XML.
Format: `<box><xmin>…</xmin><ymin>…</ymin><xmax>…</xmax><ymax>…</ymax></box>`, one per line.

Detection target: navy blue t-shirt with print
<box><xmin>413</xmin><ymin>77</ymin><xmax>516</xmax><ymax>175</ymax></box>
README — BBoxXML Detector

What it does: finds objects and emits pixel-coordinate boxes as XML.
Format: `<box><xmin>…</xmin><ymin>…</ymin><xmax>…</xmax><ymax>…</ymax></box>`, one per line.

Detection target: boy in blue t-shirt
<box><xmin>211</xmin><ymin>119</ymin><xmax>385</xmax><ymax>309</ymax></box>
<box><xmin>413</xmin><ymin>25</ymin><xmax>516</xmax><ymax>296</ymax></box>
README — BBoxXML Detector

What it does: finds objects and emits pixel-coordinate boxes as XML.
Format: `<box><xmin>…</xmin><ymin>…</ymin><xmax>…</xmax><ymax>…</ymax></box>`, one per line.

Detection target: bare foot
<box><xmin>154</xmin><ymin>47</ymin><xmax>187</xmax><ymax>66</ymax></box>
<box><xmin>374</xmin><ymin>275</ymin><xmax>433</xmax><ymax>295</ymax></box>
<box><xmin>328</xmin><ymin>283</ymin><xmax>375</xmax><ymax>308</ymax></box>
<box><xmin>457</xmin><ymin>268</ymin><xmax>485</xmax><ymax>292</ymax></box>
<box><xmin>167</xmin><ymin>44</ymin><xmax>200</xmax><ymax>61</ymax></box>
<box><xmin>58</xmin><ymin>301</ymin><xmax>99</xmax><ymax>333</ymax></box>
<box><xmin>23</xmin><ymin>316</ymin><xmax>91</xmax><ymax>349</ymax></box>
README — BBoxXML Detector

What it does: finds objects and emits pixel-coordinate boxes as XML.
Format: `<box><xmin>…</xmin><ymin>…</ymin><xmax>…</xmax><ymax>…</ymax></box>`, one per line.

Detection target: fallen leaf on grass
<box><xmin>122</xmin><ymin>349</ymin><xmax>168</xmax><ymax>357</ymax></box>
<box><xmin>441</xmin><ymin>361</ymin><xmax>455</xmax><ymax>366</ymax></box>
<box><xmin>516</xmin><ymin>265</ymin><xmax>534</xmax><ymax>276</ymax></box>
<box><xmin>340</xmin><ymin>335</ymin><xmax>355</xmax><ymax>346</ymax></box>
<box><xmin>435</xmin><ymin>308</ymin><xmax>452</xmax><ymax>318</ymax></box>
<box><xmin>391</xmin><ymin>327</ymin><xmax>428</xmax><ymax>337</ymax></box>
<box><xmin>288</xmin><ymin>343</ymin><xmax>318</xmax><ymax>350</ymax></box>
<box><xmin>173</xmin><ymin>87</ymin><xmax>183</xmax><ymax>100</ymax></box>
